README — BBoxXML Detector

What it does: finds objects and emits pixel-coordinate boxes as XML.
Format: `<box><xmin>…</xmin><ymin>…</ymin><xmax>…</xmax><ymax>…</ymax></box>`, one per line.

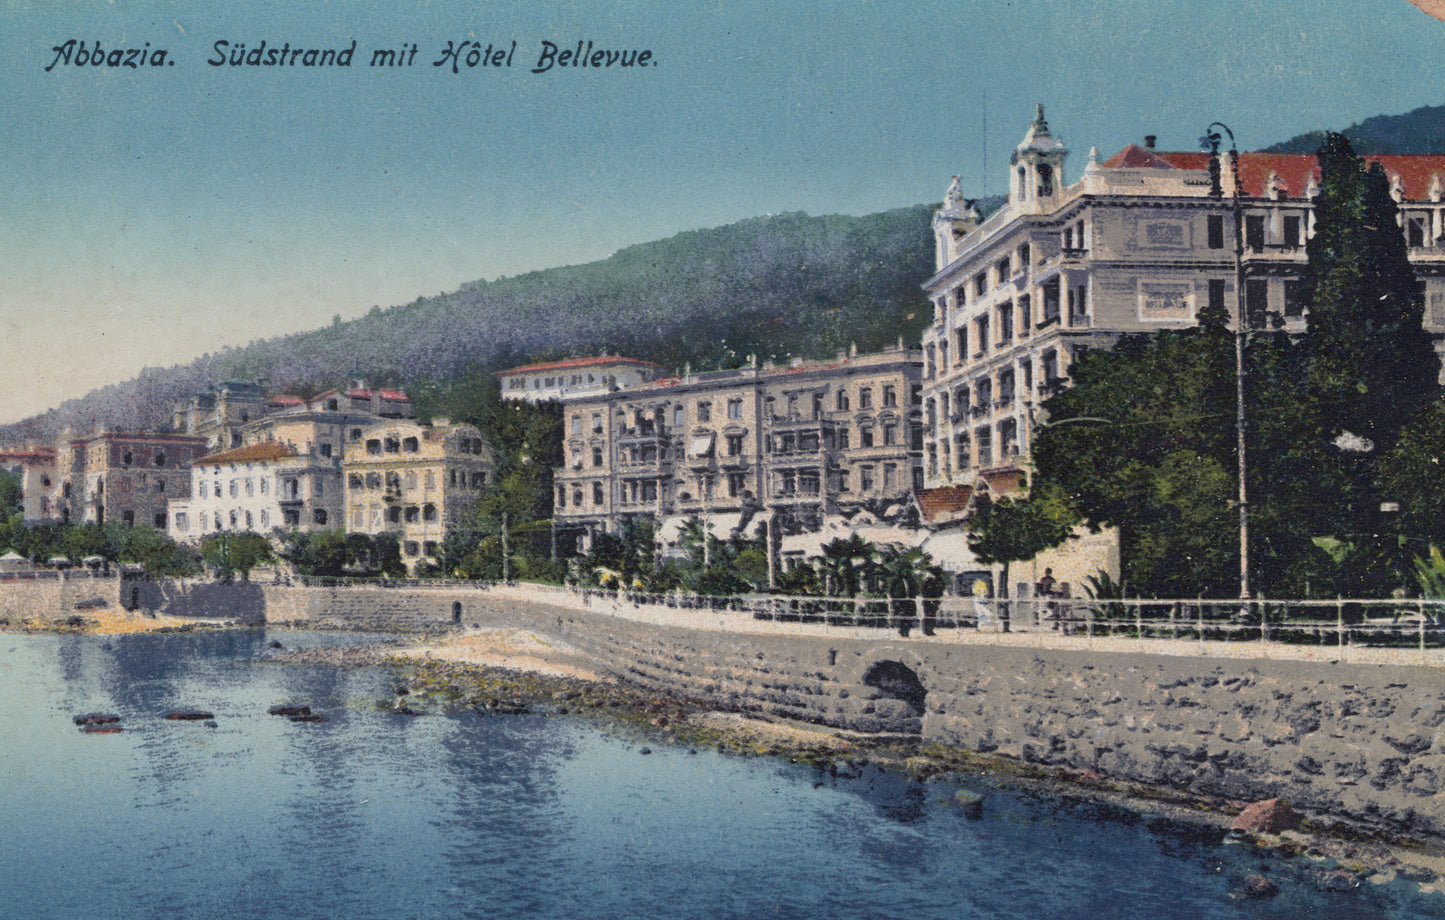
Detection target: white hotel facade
<box><xmin>920</xmin><ymin>106</ymin><xmax>1445</xmax><ymax>491</ymax></box>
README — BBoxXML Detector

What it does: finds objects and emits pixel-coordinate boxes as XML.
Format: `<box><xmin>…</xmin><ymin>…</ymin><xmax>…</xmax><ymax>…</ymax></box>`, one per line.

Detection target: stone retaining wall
<box><xmin>467</xmin><ymin>590</ymin><xmax>1445</xmax><ymax>837</ymax></box>
<box><xmin>0</xmin><ymin>574</ymin><xmax>123</xmax><ymax>622</ymax></box>
<box><xmin>7</xmin><ymin>577</ymin><xmax>1443</xmax><ymax>835</ymax></box>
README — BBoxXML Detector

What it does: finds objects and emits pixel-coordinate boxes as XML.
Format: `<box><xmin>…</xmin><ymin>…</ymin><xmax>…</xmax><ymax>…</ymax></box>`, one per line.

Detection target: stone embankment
<box><xmin>471</xmin><ymin>584</ymin><xmax>1445</xmax><ymax>839</ymax></box>
<box><xmin>5</xmin><ymin>574</ymin><xmax>1445</xmax><ymax>837</ymax></box>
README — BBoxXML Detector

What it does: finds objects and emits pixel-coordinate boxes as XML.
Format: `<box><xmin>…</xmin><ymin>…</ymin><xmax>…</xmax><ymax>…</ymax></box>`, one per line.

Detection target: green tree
<box><xmin>0</xmin><ymin>469</ymin><xmax>21</xmax><ymax>514</ymax></box>
<box><xmin>967</xmin><ymin>491</ymin><xmax>1076</xmax><ymax>622</ymax></box>
<box><xmin>814</xmin><ymin>534</ymin><xmax>875</xmax><ymax>597</ymax></box>
<box><xmin>1304</xmin><ymin>134</ymin><xmax>1439</xmax><ymax>451</ymax></box>
<box><xmin>116</xmin><ymin>526</ymin><xmax>199</xmax><ymax>577</ymax></box>
<box><xmin>202</xmin><ymin>532</ymin><xmax>273</xmax><ymax>580</ymax></box>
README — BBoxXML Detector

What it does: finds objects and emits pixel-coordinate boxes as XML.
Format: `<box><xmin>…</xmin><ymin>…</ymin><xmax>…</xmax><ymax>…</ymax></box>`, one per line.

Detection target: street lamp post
<box><xmin>1204</xmin><ymin>122</ymin><xmax>1251</xmax><ymax>601</ymax></box>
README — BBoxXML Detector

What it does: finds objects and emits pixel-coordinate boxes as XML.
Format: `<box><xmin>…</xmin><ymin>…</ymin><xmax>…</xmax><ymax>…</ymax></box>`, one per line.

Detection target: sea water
<box><xmin>1</xmin><ymin>630</ymin><xmax>1441</xmax><ymax>920</ymax></box>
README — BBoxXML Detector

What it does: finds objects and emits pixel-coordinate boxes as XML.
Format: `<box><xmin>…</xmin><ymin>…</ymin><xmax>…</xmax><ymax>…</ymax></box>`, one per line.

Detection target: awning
<box><xmin>689</xmin><ymin>432</ymin><xmax>716</xmax><ymax>458</ymax></box>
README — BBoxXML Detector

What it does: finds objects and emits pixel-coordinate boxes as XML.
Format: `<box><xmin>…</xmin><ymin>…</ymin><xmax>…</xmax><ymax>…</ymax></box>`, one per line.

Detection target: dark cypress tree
<box><xmin>1303</xmin><ymin>132</ymin><xmax>1438</xmax><ymax>450</ymax></box>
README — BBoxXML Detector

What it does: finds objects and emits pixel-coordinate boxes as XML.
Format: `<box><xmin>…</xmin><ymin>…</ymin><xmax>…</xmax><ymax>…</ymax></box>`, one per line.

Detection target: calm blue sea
<box><xmin>1</xmin><ymin>630</ymin><xmax>1441</xmax><ymax>920</ymax></box>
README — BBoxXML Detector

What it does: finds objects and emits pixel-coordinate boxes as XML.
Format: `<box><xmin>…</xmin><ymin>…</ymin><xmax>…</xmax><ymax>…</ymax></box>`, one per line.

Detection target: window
<box><xmin>672</xmin><ymin>405</ymin><xmax>684</xmax><ymax>427</ymax></box>
<box><xmin>244</xmin><ymin>511</ymin><xmax>253</xmax><ymax>528</ymax></box>
<box><xmin>351</xmin><ymin>428</ymin><xmax>363</xmax><ymax>441</ymax></box>
<box><xmin>1207</xmin><ymin>214</ymin><xmax>1225</xmax><ymax>250</ymax></box>
<box><xmin>836</xmin><ymin>390</ymin><xmax>850</xmax><ymax>411</ymax></box>
<box><xmin>1408</xmin><ymin>215</ymin><xmax>1428</xmax><ymax>249</ymax></box>
<box><xmin>313</xmin><ymin>509</ymin><xmax>328</xmax><ymax>525</ymax></box>
<box><xmin>315</xmin><ymin>479</ymin><xmax>325</xmax><ymax>497</ymax></box>
<box><xmin>697</xmin><ymin>401</ymin><xmax>712</xmax><ymax>422</ymax></box>
<box><xmin>726</xmin><ymin>433</ymin><xmax>745</xmax><ymax>457</ymax></box>
<box><xmin>593</xmin><ymin>483</ymin><xmax>604</xmax><ymax>505</ymax></box>
<box><xmin>727</xmin><ymin>398</ymin><xmax>743</xmax><ymax>420</ymax></box>
<box><xmin>319</xmin><ymin>443</ymin><xmax>333</xmax><ymax>458</ymax></box>
<box><xmin>1284</xmin><ymin>215</ymin><xmax>1302</xmax><ymax>249</ymax></box>
<box><xmin>860</xmin><ymin>426</ymin><xmax>874</xmax><ymax>448</ymax></box>
<box><xmin>404</xmin><ymin>471</ymin><xmax>417</xmax><ymax>491</ymax></box>
<box><xmin>261</xmin><ymin>510</ymin><xmax>269</xmax><ymax>529</ymax></box>
<box><xmin>882</xmin><ymin>385</ymin><xmax>896</xmax><ymax>407</ymax></box>
<box><xmin>1284</xmin><ymin>280</ymin><xmax>1304</xmax><ymax>317</ymax></box>
<box><xmin>403</xmin><ymin>437</ymin><xmax>419</xmax><ymax>452</ymax></box>
<box><xmin>591</xmin><ymin>413</ymin><xmax>603</xmax><ymax>433</ymax></box>
<box><xmin>327</xmin><ymin>398</ymin><xmax>339</xmax><ymax>411</ymax></box>
<box><xmin>1245</xmin><ymin>214</ymin><xmax>1265</xmax><ymax>252</ymax></box>
<box><xmin>859</xmin><ymin>388</ymin><xmax>872</xmax><ymax>409</ymax></box>
<box><xmin>883</xmin><ymin>424</ymin><xmax>896</xmax><ymax>446</ymax></box>
<box><xmin>230</xmin><ymin>479</ymin><xmax>238</xmax><ymax>498</ymax></box>
<box><xmin>998</xmin><ymin>303</ymin><xmax>1013</xmax><ymax>343</ymax></box>
<box><xmin>471</xmin><ymin>471</ymin><xmax>486</xmax><ymax>488</ymax></box>
<box><xmin>837</xmin><ymin>427</ymin><xmax>850</xmax><ymax>450</ymax></box>
<box><xmin>404</xmin><ymin>541</ymin><xmax>419</xmax><ymax>557</ymax></box>
<box><xmin>153</xmin><ymin>452</ymin><xmax>166</xmax><ymax>467</ymax></box>
<box><xmin>366</xmin><ymin>439</ymin><xmax>382</xmax><ymax>455</ymax></box>
<box><xmin>592</xmin><ymin>446</ymin><xmax>603</xmax><ymax>467</ymax></box>
<box><xmin>1208</xmin><ymin>279</ymin><xmax>1226</xmax><ymax>319</ymax></box>
<box><xmin>859</xmin><ymin>465</ymin><xmax>875</xmax><ymax>491</ymax></box>
<box><xmin>1246</xmin><ymin>280</ymin><xmax>1270</xmax><ymax>326</ymax></box>
<box><xmin>154</xmin><ymin>513</ymin><xmax>166</xmax><ymax>529</ymax></box>
<box><xmin>557</xmin><ymin>486</ymin><xmax>567</xmax><ymax>508</ymax></box>
<box><xmin>176</xmin><ymin>512</ymin><xmax>188</xmax><ymax>532</ymax></box>
<box><xmin>883</xmin><ymin>463</ymin><xmax>896</xmax><ymax>491</ymax></box>
<box><xmin>975</xmin><ymin>316</ymin><xmax>990</xmax><ymax>354</ymax></box>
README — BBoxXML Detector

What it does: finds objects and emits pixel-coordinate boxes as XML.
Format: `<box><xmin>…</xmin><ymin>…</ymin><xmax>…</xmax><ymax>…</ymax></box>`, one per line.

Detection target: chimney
<box><xmin>1144</xmin><ymin>135</ymin><xmax>1157</xmax><ymax>149</ymax></box>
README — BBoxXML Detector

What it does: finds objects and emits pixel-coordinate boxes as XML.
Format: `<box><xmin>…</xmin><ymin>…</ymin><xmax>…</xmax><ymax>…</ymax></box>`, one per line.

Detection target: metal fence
<box><xmin>563</xmin><ymin>586</ymin><xmax>1445</xmax><ymax>649</ymax></box>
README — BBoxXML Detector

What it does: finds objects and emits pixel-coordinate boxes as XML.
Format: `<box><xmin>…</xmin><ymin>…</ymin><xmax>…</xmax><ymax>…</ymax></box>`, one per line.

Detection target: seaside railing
<box><xmin>545</xmin><ymin>585</ymin><xmax>1445</xmax><ymax>650</ymax></box>
<box><xmin>166</xmin><ymin>573</ymin><xmax>1445</xmax><ymax>650</ymax></box>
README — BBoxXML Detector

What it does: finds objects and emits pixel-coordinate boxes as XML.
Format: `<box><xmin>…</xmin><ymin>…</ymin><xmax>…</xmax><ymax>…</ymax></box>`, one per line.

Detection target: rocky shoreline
<box><xmin>375</xmin><ymin>648</ymin><xmax>1445</xmax><ymax>901</ymax></box>
<box><xmin>14</xmin><ymin>610</ymin><xmax>1445</xmax><ymax>899</ymax></box>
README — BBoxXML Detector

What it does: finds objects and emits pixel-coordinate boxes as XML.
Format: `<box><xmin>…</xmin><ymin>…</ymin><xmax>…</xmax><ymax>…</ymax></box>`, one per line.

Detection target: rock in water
<box><xmin>1233</xmin><ymin>875</ymin><xmax>1278</xmax><ymax>900</ymax></box>
<box><xmin>1231</xmin><ymin>799</ymin><xmax>1301</xmax><ymax>834</ymax></box>
<box><xmin>73</xmin><ymin>713</ymin><xmax>120</xmax><ymax>726</ymax></box>
<box><xmin>164</xmin><ymin>710</ymin><xmax>215</xmax><ymax>721</ymax></box>
<box><xmin>953</xmin><ymin>791</ymin><xmax>985</xmax><ymax>820</ymax></box>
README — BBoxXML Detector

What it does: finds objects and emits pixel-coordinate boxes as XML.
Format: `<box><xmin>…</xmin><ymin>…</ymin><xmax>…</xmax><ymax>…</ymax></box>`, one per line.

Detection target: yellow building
<box><xmin>343</xmin><ymin>419</ymin><xmax>495</xmax><ymax>568</ymax></box>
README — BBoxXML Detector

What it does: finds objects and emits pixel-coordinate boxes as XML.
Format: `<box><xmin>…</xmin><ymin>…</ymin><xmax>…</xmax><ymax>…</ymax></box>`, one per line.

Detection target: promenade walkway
<box><xmin>485</xmin><ymin>582</ymin><xmax>1445</xmax><ymax>669</ymax></box>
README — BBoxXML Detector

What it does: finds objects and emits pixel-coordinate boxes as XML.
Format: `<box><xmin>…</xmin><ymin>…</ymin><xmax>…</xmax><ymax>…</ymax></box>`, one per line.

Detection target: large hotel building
<box><xmin>920</xmin><ymin>106</ymin><xmax>1445</xmax><ymax>491</ymax></box>
<box><xmin>547</xmin><ymin>345</ymin><xmax>923</xmax><ymax>548</ymax></box>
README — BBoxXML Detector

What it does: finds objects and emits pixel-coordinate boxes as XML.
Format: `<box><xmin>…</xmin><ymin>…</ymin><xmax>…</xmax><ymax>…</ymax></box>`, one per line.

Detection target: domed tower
<box><xmin>932</xmin><ymin>175</ymin><xmax>982</xmax><ymax>269</ymax></box>
<box><xmin>1010</xmin><ymin>104</ymin><xmax>1068</xmax><ymax>214</ymax></box>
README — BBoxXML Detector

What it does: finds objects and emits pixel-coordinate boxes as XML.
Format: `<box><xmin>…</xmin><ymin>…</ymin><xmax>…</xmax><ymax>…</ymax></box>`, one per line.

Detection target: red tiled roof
<box><xmin>915</xmin><ymin>485</ymin><xmax>973</xmax><ymax>524</ymax></box>
<box><xmin>377</xmin><ymin>389</ymin><xmax>411</xmax><ymax>401</ymax></box>
<box><xmin>979</xmin><ymin>469</ymin><xmax>1027</xmax><ymax>496</ymax></box>
<box><xmin>496</xmin><ymin>355</ymin><xmax>663</xmax><ymax>376</ymax></box>
<box><xmin>1104</xmin><ymin>145</ymin><xmax>1445</xmax><ymax>200</ymax></box>
<box><xmin>0</xmin><ymin>448</ymin><xmax>55</xmax><ymax>463</ymax></box>
<box><xmin>195</xmin><ymin>440</ymin><xmax>299</xmax><ymax>466</ymax></box>
<box><xmin>268</xmin><ymin>395</ymin><xmax>305</xmax><ymax>407</ymax></box>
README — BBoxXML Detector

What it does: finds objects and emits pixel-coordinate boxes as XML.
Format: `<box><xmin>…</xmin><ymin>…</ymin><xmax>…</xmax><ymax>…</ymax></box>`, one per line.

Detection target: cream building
<box><xmin>168</xmin><ymin>440</ymin><xmax>341</xmax><ymax>542</ymax></box>
<box><xmin>551</xmin><ymin>345</ymin><xmax>923</xmax><ymax>549</ymax></box>
<box><xmin>342</xmin><ymin>419</ymin><xmax>495</xmax><ymax>568</ymax></box>
<box><xmin>497</xmin><ymin>355</ymin><xmax>664</xmax><ymax>403</ymax></box>
<box><xmin>921</xmin><ymin>105</ymin><xmax>1445</xmax><ymax>492</ymax></box>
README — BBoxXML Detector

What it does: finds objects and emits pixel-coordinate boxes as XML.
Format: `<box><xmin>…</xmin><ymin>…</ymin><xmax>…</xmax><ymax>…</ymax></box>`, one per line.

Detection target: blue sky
<box><xmin>3</xmin><ymin>0</ymin><xmax>1445</xmax><ymax>424</ymax></box>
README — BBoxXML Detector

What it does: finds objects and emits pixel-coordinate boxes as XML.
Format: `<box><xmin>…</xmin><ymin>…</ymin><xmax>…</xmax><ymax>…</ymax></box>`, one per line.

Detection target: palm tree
<box><xmin>815</xmin><ymin>534</ymin><xmax>874</xmax><ymax>597</ymax></box>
